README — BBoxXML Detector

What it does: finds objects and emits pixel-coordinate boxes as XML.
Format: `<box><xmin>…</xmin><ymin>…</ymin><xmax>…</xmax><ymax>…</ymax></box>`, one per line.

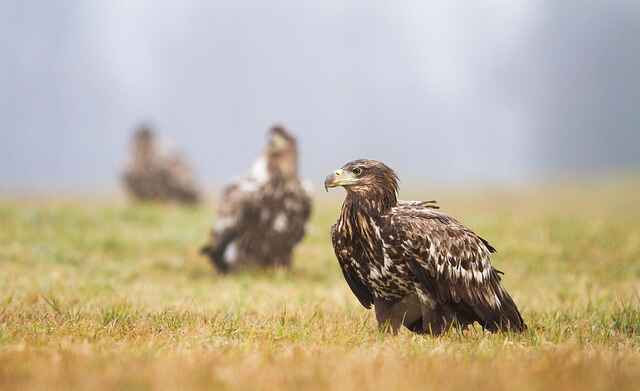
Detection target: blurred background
<box><xmin>1</xmin><ymin>0</ymin><xmax>639</xmax><ymax>193</ymax></box>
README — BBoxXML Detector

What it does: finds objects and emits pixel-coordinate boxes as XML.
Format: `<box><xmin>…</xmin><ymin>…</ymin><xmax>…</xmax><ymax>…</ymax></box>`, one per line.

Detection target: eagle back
<box><xmin>238</xmin><ymin>177</ymin><xmax>311</xmax><ymax>256</ymax></box>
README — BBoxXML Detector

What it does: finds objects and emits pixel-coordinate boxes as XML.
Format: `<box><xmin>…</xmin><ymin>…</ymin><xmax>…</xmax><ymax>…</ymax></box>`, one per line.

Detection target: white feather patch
<box><xmin>215</xmin><ymin>216</ymin><xmax>236</xmax><ymax>231</ymax></box>
<box><xmin>273</xmin><ymin>213</ymin><xmax>288</xmax><ymax>232</ymax></box>
<box><xmin>249</xmin><ymin>156</ymin><xmax>269</xmax><ymax>183</ymax></box>
<box><xmin>224</xmin><ymin>242</ymin><xmax>238</xmax><ymax>264</ymax></box>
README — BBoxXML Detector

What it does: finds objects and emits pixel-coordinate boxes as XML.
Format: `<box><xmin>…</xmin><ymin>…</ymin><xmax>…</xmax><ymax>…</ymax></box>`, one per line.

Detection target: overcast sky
<box><xmin>1</xmin><ymin>1</ymin><xmax>639</xmax><ymax>191</ymax></box>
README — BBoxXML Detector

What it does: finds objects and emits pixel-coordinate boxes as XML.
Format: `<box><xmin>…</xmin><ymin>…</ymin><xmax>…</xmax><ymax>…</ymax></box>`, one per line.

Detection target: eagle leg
<box><xmin>374</xmin><ymin>296</ymin><xmax>423</xmax><ymax>335</ymax></box>
<box><xmin>373</xmin><ymin>298</ymin><xmax>403</xmax><ymax>335</ymax></box>
<box><xmin>271</xmin><ymin>255</ymin><xmax>293</xmax><ymax>268</ymax></box>
<box><xmin>420</xmin><ymin>305</ymin><xmax>452</xmax><ymax>336</ymax></box>
<box><xmin>413</xmin><ymin>289</ymin><xmax>463</xmax><ymax>336</ymax></box>
<box><xmin>419</xmin><ymin>304</ymin><xmax>477</xmax><ymax>336</ymax></box>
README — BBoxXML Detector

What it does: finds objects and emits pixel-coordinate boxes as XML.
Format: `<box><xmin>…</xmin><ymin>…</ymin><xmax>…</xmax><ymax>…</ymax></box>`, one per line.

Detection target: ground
<box><xmin>1</xmin><ymin>178</ymin><xmax>639</xmax><ymax>390</ymax></box>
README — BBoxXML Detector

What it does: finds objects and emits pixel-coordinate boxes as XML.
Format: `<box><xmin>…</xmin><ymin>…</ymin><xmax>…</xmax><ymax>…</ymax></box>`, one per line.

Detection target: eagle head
<box><xmin>133</xmin><ymin>124</ymin><xmax>155</xmax><ymax>149</ymax></box>
<box><xmin>267</xmin><ymin>125</ymin><xmax>296</xmax><ymax>154</ymax></box>
<box><xmin>134</xmin><ymin>124</ymin><xmax>154</xmax><ymax>142</ymax></box>
<box><xmin>325</xmin><ymin>160</ymin><xmax>399</xmax><ymax>207</ymax></box>
<box><xmin>132</xmin><ymin>124</ymin><xmax>156</xmax><ymax>165</ymax></box>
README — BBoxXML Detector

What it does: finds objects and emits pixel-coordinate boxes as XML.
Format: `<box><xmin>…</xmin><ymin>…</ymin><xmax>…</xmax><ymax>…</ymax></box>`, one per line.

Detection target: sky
<box><xmin>1</xmin><ymin>1</ymin><xmax>639</xmax><ymax>191</ymax></box>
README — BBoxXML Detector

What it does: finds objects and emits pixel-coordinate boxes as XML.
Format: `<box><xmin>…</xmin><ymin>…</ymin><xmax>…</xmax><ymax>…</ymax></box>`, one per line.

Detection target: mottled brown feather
<box><xmin>202</xmin><ymin>126</ymin><xmax>312</xmax><ymax>273</ymax></box>
<box><xmin>330</xmin><ymin>159</ymin><xmax>525</xmax><ymax>334</ymax></box>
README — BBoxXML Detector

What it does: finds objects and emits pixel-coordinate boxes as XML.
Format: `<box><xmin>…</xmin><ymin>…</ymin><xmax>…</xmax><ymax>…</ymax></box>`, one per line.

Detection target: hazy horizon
<box><xmin>2</xmin><ymin>1</ymin><xmax>639</xmax><ymax>192</ymax></box>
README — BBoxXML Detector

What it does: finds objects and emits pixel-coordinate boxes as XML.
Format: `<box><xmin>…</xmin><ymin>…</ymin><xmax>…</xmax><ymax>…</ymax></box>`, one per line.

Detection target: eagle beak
<box><xmin>324</xmin><ymin>176</ymin><xmax>332</xmax><ymax>192</ymax></box>
<box><xmin>324</xmin><ymin>169</ymin><xmax>351</xmax><ymax>192</ymax></box>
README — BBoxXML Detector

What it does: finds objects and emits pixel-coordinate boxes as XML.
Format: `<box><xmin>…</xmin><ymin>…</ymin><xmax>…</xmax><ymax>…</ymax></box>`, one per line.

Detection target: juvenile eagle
<box><xmin>201</xmin><ymin>125</ymin><xmax>312</xmax><ymax>273</ymax></box>
<box><xmin>122</xmin><ymin>126</ymin><xmax>201</xmax><ymax>205</ymax></box>
<box><xmin>325</xmin><ymin>159</ymin><xmax>525</xmax><ymax>335</ymax></box>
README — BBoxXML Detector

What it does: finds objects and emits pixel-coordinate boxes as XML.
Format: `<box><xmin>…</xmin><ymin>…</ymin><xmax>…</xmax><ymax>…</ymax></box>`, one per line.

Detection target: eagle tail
<box><xmin>200</xmin><ymin>230</ymin><xmax>236</xmax><ymax>274</ymax></box>
<box><xmin>479</xmin><ymin>289</ymin><xmax>527</xmax><ymax>333</ymax></box>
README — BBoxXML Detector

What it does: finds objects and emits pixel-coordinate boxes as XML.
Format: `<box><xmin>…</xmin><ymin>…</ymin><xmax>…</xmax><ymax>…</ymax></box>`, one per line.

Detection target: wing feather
<box><xmin>201</xmin><ymin>178</ymin><xmax>257</xmax><ymax>268</ymax></box>
<box><xmin>383</xmin><ymin>205</ymin><xmax>525</xmax><ymax>331</ymax></box>
<box><xmin>331</xmin><ymin>225</ymin><xmax>373</xmax><ymax>309</ymax></box>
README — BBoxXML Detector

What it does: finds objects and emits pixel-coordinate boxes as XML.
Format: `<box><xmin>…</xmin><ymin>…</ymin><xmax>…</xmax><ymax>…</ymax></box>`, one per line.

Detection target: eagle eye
<box><xmin>352</xmin><ymin>167</ymin><xmax>363</xmax><ymax>176</ymax></box>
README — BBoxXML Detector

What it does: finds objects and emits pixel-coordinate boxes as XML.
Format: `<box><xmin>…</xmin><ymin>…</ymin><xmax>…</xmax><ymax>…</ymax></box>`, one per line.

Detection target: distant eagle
<box><xmin>201</xmin><ymin>125</ymin><xmax>312</xmax><ymax>273</ymax></box>
<box><xmin>122</xmin><ymin>126</ymin><xmax>201</xmax><ymax>205</ymax></box>
<box><xmin>325</xmin><ymin>159</ymin><xmax>526</xmax><ymax>335</ymax></box>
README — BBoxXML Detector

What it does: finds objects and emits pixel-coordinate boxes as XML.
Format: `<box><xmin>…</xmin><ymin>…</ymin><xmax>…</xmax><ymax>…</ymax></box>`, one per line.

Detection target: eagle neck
<box><xmin>338</xmin><ymin>192</ymin><xmax>395</xmax><ymax>241</ymax></box>
<box><xmin>267</xmin><ymin>148</ymin><xmax>298</xmax><ymax>180</ymax></box>
<box><xmin>347</xmin><ymin>187</ymin><xmax>397</xmax><ymax>215</ymax></box>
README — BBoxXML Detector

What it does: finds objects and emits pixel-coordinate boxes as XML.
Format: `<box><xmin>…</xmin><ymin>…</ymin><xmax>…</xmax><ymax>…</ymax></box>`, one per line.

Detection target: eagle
<box><xmin>122</xmin><ymin>126</ymin><xmax>201</xmax><ymax>205</ymax></box>
<box><xmin>324</xmin><ymin>159</ymin><xmax>526</xmax><ymax>335</ymax></box>
<box><xmin>201</xmin><ymin>125</ymin><xmax>312</xmax><ymax>273</ymax></box>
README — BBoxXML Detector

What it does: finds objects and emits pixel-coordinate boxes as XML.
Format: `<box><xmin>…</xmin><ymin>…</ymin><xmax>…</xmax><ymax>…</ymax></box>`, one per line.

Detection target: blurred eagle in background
<box><xmin>325</xmin><ymin>159</ymin><xmax>525</xmax><ymax>335</ymax></box>
<box><xmin>201</xmin><ymin>125</ymin><xmax>312</xmax><ymax>273</ymax></box>
<box><xmin>122</xmin><ymin>125</ymin><xmax>201</xmax><ymax>205</ymax></box>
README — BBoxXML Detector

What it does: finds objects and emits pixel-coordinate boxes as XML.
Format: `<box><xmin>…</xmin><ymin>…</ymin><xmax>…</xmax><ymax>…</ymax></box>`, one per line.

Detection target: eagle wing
<box><xmin>281</xmin><ymin>180</ymin><xmax>313</xmax><ymax>244</ymax></box>
<box><xmin>331</xmin><ymin>224</ymin><xmax>373</xmax><ymax>309</ymax></box>
<box><xmin>216</xmin><ymin>180</ymin><xmax>256</xmax><ymax>232</ymax></box>
<box><xmin>213</xmin><ymin>156</ymin><xmax>270</xmax><ymax>236</ymax></box>
<box><xmin>382</xmin><ymin>204</ymin><xmax>525</xmax><ymax>331</ymax></box>
<box><xmin>161</xmin><ymin>153</ymin><xmax>201</xmax><ymax>203</ymax></box>
<box><xmin>201</xmin><ymin>178</ymin><xmax>259</xmax><ymax>271</ymax></box>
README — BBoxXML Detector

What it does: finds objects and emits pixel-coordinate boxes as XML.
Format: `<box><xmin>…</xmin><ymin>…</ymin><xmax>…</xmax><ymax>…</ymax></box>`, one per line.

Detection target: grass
<box><xmin>1</xmin><ymin>179</ymin><xmax>640</xmax><ymax>390</ymax></box>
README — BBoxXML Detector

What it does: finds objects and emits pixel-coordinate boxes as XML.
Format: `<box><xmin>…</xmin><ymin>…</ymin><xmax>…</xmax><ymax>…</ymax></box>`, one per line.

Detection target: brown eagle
<box><xmin>122</xmin><ymin>126</ymin><xmax>201</xmax><ymax>205</ymax></box>
<box><xmin>325</xmin><ymin>159</ymin><xmax>525</xmax><ymax>335</ymax></box>
<box><xmin>201</xmin><ymin>125</ymin><xmax>312</xmax><ymax>273</ymax></box>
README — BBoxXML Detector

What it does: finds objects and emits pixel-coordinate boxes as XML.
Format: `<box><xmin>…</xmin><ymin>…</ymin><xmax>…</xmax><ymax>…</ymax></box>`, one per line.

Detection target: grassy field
<box><xmin>1</xmin><ymin>179</ymin><xmax>640</xmax><ymax>390</ymax></box>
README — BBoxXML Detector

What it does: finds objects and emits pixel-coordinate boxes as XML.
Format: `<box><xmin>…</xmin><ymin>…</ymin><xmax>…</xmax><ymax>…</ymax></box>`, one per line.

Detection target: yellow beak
<box><xmin>324</xmin><ymin>169</ymin><xmax>357</xmax><ymax>191</ymax></box>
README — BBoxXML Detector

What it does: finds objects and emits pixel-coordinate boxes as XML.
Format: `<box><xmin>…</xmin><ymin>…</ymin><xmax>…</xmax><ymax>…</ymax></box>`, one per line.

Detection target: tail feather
<box><xmin>200</xmin><ymin>244</ymin><xmax>228</xmax><ymax>274</ymax></box>
<box><xmin>479</xmin><ymin>290</ymin><xmax>526</xmax><ymax>333</ymax></box>
<box><xmin>201</xmin><ymin>230</ymin><xmax>237</xmax><ymax>274</ymax></box>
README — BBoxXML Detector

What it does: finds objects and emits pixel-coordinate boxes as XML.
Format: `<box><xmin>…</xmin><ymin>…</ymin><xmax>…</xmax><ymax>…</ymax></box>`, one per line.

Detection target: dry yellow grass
<box><xmin>1</xmin><ymin>178</ymin><xmax>639</xmax><ymax>390</ymax></box>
